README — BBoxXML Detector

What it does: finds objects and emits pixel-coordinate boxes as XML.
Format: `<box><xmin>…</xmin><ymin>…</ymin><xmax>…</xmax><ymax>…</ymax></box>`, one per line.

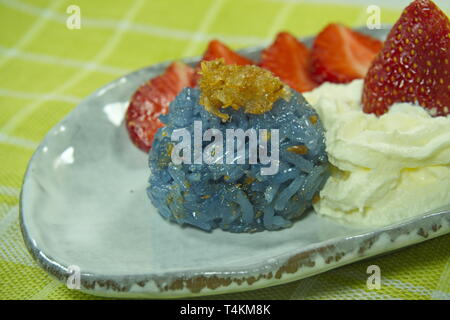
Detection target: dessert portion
<box><xmin>125</xmin><ymin>24</ymin><xmax>382</xmax><ymax>152</ymax></box>
<box><xmin>199</xmin><ymin>59</ymin><xmax>291</xmax><ymax>120</ymax></box>
<box><xmin>306</xmin><ymin>0</ymin><xmax>450</xmax><ymax>226</ymax></box>
<box><xmin>126</xmin><ymin>0</ymin><xmax>449</xmax><ymax>231</ymax></box>
<box><xmin>147</xmin><ymin>61</ymin><xmax>329</xmax><ymax>232</ymax></box>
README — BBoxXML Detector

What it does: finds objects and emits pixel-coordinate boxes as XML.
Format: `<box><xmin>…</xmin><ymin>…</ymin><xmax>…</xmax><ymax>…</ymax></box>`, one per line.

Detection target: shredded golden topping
<box><xmin>199</xmin><ymin>59</ymin><xmax>291</xmax><ymax>120</ymax></box>
<box><xmin>243</xmin><ymin>176</ymin><xmax>256</xmax><ymax>185</ymax></box>
<box><xmin>309</xmin><ymin>115</ymin><xmax>318</xmax><ymax>125</ymax></box>
<box><xmin>312</xmin><ymin>193</ymin><xmax>320</xmax><ymax>204</ymax></box>
<box><xmin>287</xmin><ymin>145</ymin><xmax>309</xmax><ymax>155</ymax></box>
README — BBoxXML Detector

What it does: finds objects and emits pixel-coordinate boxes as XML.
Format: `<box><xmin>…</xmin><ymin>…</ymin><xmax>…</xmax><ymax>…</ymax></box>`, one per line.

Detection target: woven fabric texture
<box><xmin>0</xmin><ymin>0</ymin><xmax>449</xmax><ymax>300</ymax></box>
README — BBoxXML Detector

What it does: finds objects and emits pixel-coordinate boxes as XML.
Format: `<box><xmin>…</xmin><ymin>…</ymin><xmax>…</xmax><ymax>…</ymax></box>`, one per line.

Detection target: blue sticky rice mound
<box><xmin>148</xmin><ymin>87</ymin><xmax>329</xmax><ymax>233</ymax></box>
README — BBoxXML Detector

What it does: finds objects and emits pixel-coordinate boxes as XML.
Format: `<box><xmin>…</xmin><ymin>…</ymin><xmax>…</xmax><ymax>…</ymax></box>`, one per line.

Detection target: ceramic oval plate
<box><xmin>20</xmin><ymin>27</ymin><xmax>450</xmax><ymax>299</ymax></box>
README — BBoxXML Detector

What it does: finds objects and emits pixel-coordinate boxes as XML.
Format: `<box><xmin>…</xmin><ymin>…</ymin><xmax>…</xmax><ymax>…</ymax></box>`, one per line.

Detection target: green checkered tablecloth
<box><xmin>0</xmin><ymin>0</ymin><xmax>449</xmax><ymax>300</ymax></box>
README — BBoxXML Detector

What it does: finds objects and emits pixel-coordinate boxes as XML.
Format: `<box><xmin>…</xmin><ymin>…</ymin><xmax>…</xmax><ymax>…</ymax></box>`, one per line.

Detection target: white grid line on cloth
<box><xmin>0</xmin><ymin>186</ymin><xmax>20</xmax><ymax>198</ymax></box>
<box><xmin>0</xmin><ymin>205</ymin><xmax>18</xmax><ymax>236</ymax></box>
<box><xmin>300</xmin><ymin>276</ymin><xmax>400</xmax><ymax>300</ymax></box>
<box><xmin>0</xmin><ymin>133</ymin><xmax>39</xmax><ymax>150</ymax></box>
<box><xmin>0</xmin><ymin>45</ymin><xmax>131</xmax><ymax>76</ymax></box>
<box><xmin>0</xmin><ymin>203</ymin><xmax>37</xmax><ymax>267</ymax></box>
<box><xmin>0</xmin><ymin>225</ymin><xmax>37</xmax><ymax>267</ymax></box>
<box><xmin>333</xmin><ymin>268</ymin><xmax>435</xmax><ymax>298</ymax></box>
<box><xmin>0</xmin><ymin>236</ymin><xmax>35</xmax><ymax>267</ymax></box>
<box><xmin>182</xmin><ymin>0</ymin><xmax>227</xmax><ymax>57</ymax></box>
<box><xmin>0</xmin><ymin>202</ymin><xmax>14</xmax><ymax>213</ymax></box>
<box><xmin>265</xmin><ymin>0</ymin><xmax>298</xmax><ymax>39</ymax></box>
<box><xmin>329</xmin><ymin>288</ymin><xmax>401</xmax><ymax>300</ymax></box>
<box><xmin>382</xmin><ymin>278</ymin><xmax>433</xmax><ymax>297</ymax></box>
<box><xmin>0</xmin><ymin>88</ymin><xmax>82</xmax><ymax>104</ymax></box>
<box><xmin>0</xmin><ymin>0</ymin><xmax>146</xmax><ymax>135</ymax></box>
<box><xmin>0</xmin><ymin>0</ymin><xmax>267</xmax><ymax>45</ymax></box>
<box><xmin>0</xmin><ymin>0</ymin><xmax>63</xmax><ymax>70</ymax></box>
<box><xmin>28</xmin><ymin>279</ymin><xmax>62</xmax><ymax>300</ymax></box>
<box><xmin>432</xmin><ymin>258</ymin><xmax>450</xmax><ymax>299</ymax></box>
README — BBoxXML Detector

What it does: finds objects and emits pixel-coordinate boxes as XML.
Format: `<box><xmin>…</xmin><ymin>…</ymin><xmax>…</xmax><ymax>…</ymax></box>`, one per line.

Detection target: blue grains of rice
<box><xmin>147</xmin><ymin>87</ymin><xmax>329</xmax><ymax>233</ymax></box>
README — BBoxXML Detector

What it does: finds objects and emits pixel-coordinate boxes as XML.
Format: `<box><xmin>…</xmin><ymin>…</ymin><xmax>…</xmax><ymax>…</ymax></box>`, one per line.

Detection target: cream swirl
<box><xmin>304</xmin><ymin>80</ymin><xmax>450</xmax><ymax>227</ymax></box>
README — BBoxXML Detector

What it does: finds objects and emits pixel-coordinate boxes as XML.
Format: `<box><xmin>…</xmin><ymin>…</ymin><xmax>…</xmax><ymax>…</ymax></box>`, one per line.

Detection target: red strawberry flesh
<box><xmin>126</xmin><ymin>62</ymin><xmax>195</xmax><ymax>152</ymax></box>
<box><xmin>192</xmin><ymin>39</ymin><xmax>254</xmax><ymax>85</ymax></box>
<box><xmin>362</xmin><ymin>0</ymin><xmax>450</xmax><ymax>116</ymax></box>
<box><xmin>201</xmin><ymin>39</ymin><xmax>253</xmax><ymax>66</ymax></box>
<box><xmin>311</xmin><ymin>23</ymin><xmax>383</xmax><ymax>84</ymax></box>
<box><xmin>260</xmin><ymin>31</ymin><xmax>317</xmax><ymax>93</ymax></box>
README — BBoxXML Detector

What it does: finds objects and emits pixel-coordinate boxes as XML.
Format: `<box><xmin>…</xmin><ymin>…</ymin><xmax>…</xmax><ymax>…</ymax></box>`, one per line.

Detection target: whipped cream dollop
<box><xmin>303</xmin><ymin>80</ymin><xmax>450</xmax><ymax>227</ymax></box>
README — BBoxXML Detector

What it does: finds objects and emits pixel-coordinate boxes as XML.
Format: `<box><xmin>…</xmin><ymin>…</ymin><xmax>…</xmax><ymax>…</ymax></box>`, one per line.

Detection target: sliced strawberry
<box><xmin>192</xmin><ymin>40</ymin><xmax>254</xmax><ymax>85</ymax></box>
<box><xmin>260</xmin><ymin>32</ymin><xmax>317</xmax><ymax>93</ymax></box>
<box><xmin>201</xmin><ymin>39</ymin><xmax>253</xmax><ymax>65</ymax></box>
<box><xmin>362</xmin><ymin>0</ymin><xmax>450</xmax><ymax>116</ymax></box>
<box><xmin>311</xmin><ymin>23</ymin><xmax>383</xmax><ymax>84</ymax></box>
<box><xmin>126</xmin><ymin>62</ymin><xmax>195</xmax><ymax>152</ymax></box>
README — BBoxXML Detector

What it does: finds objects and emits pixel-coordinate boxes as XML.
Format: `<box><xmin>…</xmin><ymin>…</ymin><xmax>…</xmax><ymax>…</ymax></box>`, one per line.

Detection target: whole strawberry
<box><xmin>362</xmin><ymin>0</ymin><xmax>450</xmax><ymax>116</ymax></box>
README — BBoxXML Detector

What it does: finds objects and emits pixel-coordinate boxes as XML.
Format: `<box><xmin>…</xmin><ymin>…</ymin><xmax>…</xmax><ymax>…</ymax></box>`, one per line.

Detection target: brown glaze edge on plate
<box><xmin>19</xmin><ymin>181</ymin><xmax>449</xmax><ymax>298</ymax></box>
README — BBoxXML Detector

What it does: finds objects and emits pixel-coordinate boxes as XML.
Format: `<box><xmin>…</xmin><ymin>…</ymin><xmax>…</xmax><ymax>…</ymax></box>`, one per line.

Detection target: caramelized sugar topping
<box><xmin>199</xmin><ymin>59</ymin><xmax>290</xmax><ymax>120</ymax></box>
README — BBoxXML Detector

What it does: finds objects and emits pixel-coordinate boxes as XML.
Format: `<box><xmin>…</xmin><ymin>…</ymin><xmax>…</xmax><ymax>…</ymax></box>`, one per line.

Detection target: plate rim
<box><xmin>19</xmin><ymin>24</ymin><xmax>450</xmax><ymax>298</ymax></box>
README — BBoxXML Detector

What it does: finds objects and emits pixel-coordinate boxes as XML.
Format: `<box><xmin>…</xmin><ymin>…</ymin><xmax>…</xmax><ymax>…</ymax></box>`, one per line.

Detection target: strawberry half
<box><xmin>192</xmin><ymin>40</ymin><xmax>254</xmax><ymax>85</ymax></box>
<box><xmin>260</xmin><ymin>31</ymin><xmax>317</xmax><ymax>93</ymax></box>
<box><xmin>201</xmin><ymin>39</ymin><xmax>253</xmax><ymax>66</ymax></box>
<box><xmin>311</xmin><ymin>23</ymin><xmax>383</xmax><ymax>84</ymax></box>
<box><xmin>362</xmin><ymin>0</ymin><xmax>450</xmax><ymax>116</ymax></box>
<box><xmin>126</xmin><ymin>62</ymin><xmax>195</xmax><ymax>152</ymax></box>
